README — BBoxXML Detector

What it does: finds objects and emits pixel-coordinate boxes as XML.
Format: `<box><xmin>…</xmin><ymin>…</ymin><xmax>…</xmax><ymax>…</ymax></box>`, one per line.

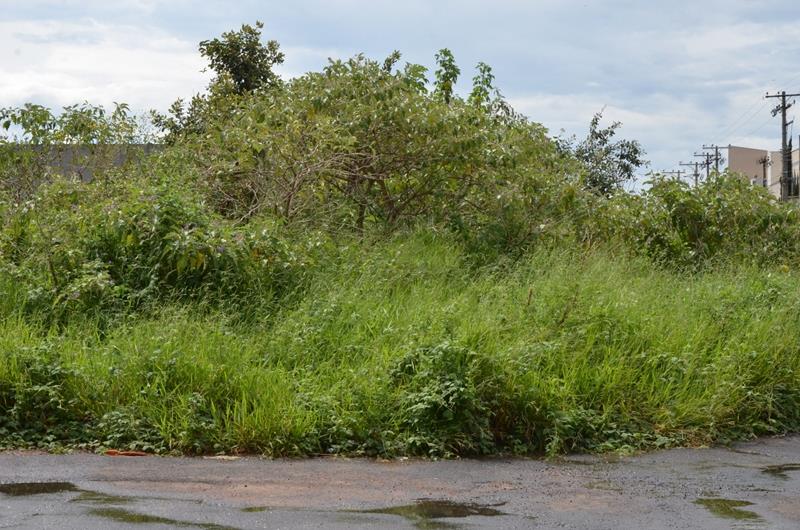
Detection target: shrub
<box><xmin>0</xmin><ymin>345</ymin><xmax>94</xmax><ymax>448</ymax></box>
<box><xmin>601</xmin><ymin>174</ymin><xmax>800</xmax><ymax>268</ymax></box>
<box><xmin>0</xmin><ymin>175</ymin><xmax>300</xmax><ymax>323</ymax></box>
<box><xmin>388</xmin><ymin>341</ymin><xmax>507</xmax><ymax>456</ymax></box>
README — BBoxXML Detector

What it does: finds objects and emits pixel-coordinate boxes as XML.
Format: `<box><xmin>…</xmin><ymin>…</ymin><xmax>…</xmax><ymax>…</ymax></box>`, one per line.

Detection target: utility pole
<box><xmin>694</xmin><ymin>152</ymin><xmax>713</xmax><ymax>180</ymax></box>
<box><xmin>766</xmin><ymin>91</ymin><xmax>800</xmax><ymax>200</ymax></box>
<box><xmin>792</xmin><ymin>134</ymin><xmax>798</xmax><ymax>197</ymax></box>
<box><xmin>757</xmin><ymin>155</ymin><xmax>772</xmax><ymax>189</ymax></box>
<box><xmin>789</xmin><ymin>137</ymin><xmax>800</xmax><ymax>196</ymax></box>
<box><xmin>679</xmin><ymin>161</ymin><xmax>702</xmax><ymax>187</ymax></box>
<box><xmin>701</xmin><ymin>145</ymin><xmax>729</xmax><ymax>174</ymax></box>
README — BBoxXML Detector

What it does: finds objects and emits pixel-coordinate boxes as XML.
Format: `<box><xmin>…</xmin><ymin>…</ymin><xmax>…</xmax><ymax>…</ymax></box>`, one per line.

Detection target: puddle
<box><xmin>356</xmin><ymin>499</ymin><xmax>506</xmax><ymax>528</ymax></box>
<box><xmin>762</xmin><ymin>463</ymin><xmax>800</xmax><ymax>480</ymax></box>
<box><xmin>0</xmin><ymin>482</ymin><xmax>78</xmax><ymax>496</ymax></box>
<box><xmin>89</xmin><ymin>507</ymin><xmax>236</xmax><ymax>529</ymax></box>
<box><xmin>694</xmin><ymin>498</ymin><xmax>763</xmax><ymax>521</ymax></box>
<box><xmin>0</xmin><ymin>481</ymin><xmax>226</xmax><ymax>529</ymax></box>
<box><xmin>368</xmin><ymin>499</ymin><xmax>506</xmax><ymax>518</ymax></box>
<box><xmin>73</xmin><ymin>490</ymin><xmax>133</xmax><ymax>505</ymax></box>
<box><xmin>0</xmin><ymin>481</ymin><xmax>132</xmax><ymax>506</ymax></box>
<box><xmin>90</xmin><ymin>507</ymin><xmax>188</xmax><ymax>525</ymax></box>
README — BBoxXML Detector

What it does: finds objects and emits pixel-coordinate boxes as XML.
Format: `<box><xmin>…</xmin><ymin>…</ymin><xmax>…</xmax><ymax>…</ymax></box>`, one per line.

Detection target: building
<box><xmin>727</xmin><ymin>144</ymin><xmax>800</xmax><ymax>199</ymax></box>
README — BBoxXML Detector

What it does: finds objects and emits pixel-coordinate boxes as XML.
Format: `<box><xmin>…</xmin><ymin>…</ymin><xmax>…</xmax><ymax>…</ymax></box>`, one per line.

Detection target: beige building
<box><xmin>727</xmin><ymin>144</ymin><xmax>800</xmax><ymax>199</ymax></box>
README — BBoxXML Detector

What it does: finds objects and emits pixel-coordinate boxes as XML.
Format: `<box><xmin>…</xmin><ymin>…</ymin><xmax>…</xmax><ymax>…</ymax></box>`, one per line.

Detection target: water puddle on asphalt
<box><xmin>89</xmin><ymin>507</ymin><xmax>190</xmax><ymax>526</ymax></box>
<box><xmin>73</xmin><ymin>489</ymin><xmax>134</xmax><ymax>505</ymax></box>
<box><xmin>694</xmin><ymin>498</ymin><xmax>763</xmax><ymax>522</ymax></box>
<box><xmin>762</xmin><ymin>463</ymin><xmax>800</xmax><ymax>480</ymax></box>
<box><xmin>89</xmin><ymin>507</ymin><xmax>237</xmax><ymax>529</ymax></box>
<box><xmin>0</xmin><ymin>481</ymin><xmax>78</xmax><ymax>496</ymax></box>
<box><xmin>355</xmin><ymin>499</ymin><xmax>507</xmax><ymax>528</ymax></box>
<box><xmin>0</xmin><ymin>481</ymin><xmax>228</xmax><ymax>529</ymax></box>
<box><xmin>0</xmin><ymin>481</ymin><xmax>131</xmax><ymax>505</ymax></box>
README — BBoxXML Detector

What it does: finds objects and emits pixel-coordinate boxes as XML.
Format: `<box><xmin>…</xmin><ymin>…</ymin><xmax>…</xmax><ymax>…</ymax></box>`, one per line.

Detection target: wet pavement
<box><xmin>1</xmin><ymin>435</ymin><xmax>799</xmax><ymax>528</ymax></box>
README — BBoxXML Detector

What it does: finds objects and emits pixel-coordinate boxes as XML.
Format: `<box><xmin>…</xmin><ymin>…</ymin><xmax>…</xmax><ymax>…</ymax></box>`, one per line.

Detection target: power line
<box><xmin>713</xmin><ymin>72</ymin><xmax>800</xmax><ymax>145</ymax></box>
<box><xmin>774</xmin><ymin>70</ymin><xmax>800</xmax><ymax>91</ymax></box>
<box><xmin>714</xmin><ymin>98</ymin><xmax>769</xmax><ymax>144</ymax></box>
<box><xmin>740</xmin><ymin>112</ymin><xmax>776</xmax><ymax>140</ymax></box>
<box><xmin>709</xmin><ymin>65</ymin><xmax>800</xmax><ymax>146</ymax></box>
<box><xmin>660</xmin><ymin>170</ymin><xmax>685</xmax><ymax>181</ymax></box>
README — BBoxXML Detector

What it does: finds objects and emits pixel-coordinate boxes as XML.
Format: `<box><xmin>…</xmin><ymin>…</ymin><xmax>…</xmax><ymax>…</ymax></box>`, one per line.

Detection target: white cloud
<box><xmin>275</xmin><ymin>45</ymin><xmax>350</xmax><ymax>79</ymax></box>
<box><xmin>6</xmin><ymin>0</ymin><xmax>179</xmax><ymax>12</ymax></box>
<box><xmin>503</xmin><ymin>11</ymin><xmax>800</xmax><ymax>176</ymax></box>
<box><xmin>680</xmin><ymin>23</ymin><xmax>776</xmax><ymax>56</ymax></box>
<box><xmin>0</xmin><ymin>19</ymin><xmax>211</xmax><ymax>112</ymax></box>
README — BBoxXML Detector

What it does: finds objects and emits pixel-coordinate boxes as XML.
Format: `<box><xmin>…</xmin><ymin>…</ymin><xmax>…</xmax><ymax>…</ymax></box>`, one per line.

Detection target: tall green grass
<box><xmin>1</xmin><ymin>230</ymin><xmax>799</xmax><ymax>456</ymax></box>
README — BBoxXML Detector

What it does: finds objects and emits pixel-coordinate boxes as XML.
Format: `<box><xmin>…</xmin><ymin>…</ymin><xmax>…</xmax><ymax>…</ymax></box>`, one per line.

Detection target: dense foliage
<box><xmin>0</xmin><ymin>102</ymin><xmax>147</xmax><ymax>201</ymax></box>
<box><xmin>199</xmin><ymin>21</ymin><xmax>284</xmax><ymax>94</ymax></box>
<box><xmin>1</xmin><ymin>24</ymin><xmax>800</xmax><ymax>456</ymax></box>
<box><xmin>570</xmin><ymin>110</ymin><xmax>647</xmax><ymax>196</ymax></box>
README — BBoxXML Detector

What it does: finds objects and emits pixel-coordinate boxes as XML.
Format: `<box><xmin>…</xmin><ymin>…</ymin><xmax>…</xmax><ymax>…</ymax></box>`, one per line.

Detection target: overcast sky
<box><xmin>3</xmin><ymin>0</ymin><xmax>800</xmax><ymax>177</ymax></box>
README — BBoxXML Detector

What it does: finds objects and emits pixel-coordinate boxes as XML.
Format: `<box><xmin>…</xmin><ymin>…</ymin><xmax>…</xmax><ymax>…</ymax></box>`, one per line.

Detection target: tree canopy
<box><xmin>573</xmin><ymin>110</ymin><xmax>647</xmax><ymax>195</ymax></box>
<box><xmin>199</xmin><ymin>21</ymin><xmax>285</xmax><ymax>94</ymax></box>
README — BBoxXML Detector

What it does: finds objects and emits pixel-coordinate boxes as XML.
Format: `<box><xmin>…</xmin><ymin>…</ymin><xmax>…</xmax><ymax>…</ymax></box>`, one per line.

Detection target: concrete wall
<box><xmin>727</xmin><ymin>144</ymin><xmax>799</xmax><ymax>199</ymax></box>
<box><xmin>43</xmin><ymin>144</ymin><xmax>162</xmax><ymax>181</ymax></box>
<box><xmin>728</xmin><ymin>145</ymin><xmax>768</xmax><ymax>186</ymax></box>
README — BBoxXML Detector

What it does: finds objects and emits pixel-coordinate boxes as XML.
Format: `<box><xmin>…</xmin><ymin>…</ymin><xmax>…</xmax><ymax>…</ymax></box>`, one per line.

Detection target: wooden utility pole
<box><xmin>679</xmin><ymin>161</ymin><xmax>702</xmax><ymax>187</ymax></box>
<box><xmin>766</xmin><ymin>91</ymin><xmax>800</xmax><ymax>200</ymax></box>
<box><xmin>757</xmin><ymin>155</ymin><xmax>771</xmax><ymax>188</ymax></box>
<box><xmin>694</xmin><ymin>152</ymin><xmax>713</xmax><ymax>180</ymax></box>
<box><xmin>701</xmin><ymin>145</ymin><xmax>729</xmax><ymax>174</ymax></box>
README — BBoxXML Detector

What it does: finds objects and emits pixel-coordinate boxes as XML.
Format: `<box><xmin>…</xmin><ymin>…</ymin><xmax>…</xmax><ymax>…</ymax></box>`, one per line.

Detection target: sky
<box><xmin>2</xmin><ymin>0</ymin><xmax>800</xmax><ymax>178</ymax></box>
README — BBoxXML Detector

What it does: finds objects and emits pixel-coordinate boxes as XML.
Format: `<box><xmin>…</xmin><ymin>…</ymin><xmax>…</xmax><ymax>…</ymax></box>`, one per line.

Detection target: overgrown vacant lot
<box><xmin>2</xmin><ymin>24</ymin><xmax>800</xmax><ymax>456</ymax></box>
<box><xmin>2</xmin><ymin>231</ymin><xmax>799</xmax><ymax>456</ymax></box>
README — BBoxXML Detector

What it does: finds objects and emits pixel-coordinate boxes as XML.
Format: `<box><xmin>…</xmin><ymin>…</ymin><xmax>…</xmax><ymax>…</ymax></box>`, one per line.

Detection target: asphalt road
<box><xmin>1</xmin><ymin>436</ymin><xmax>800</xmax><ymax>529</ymax></box>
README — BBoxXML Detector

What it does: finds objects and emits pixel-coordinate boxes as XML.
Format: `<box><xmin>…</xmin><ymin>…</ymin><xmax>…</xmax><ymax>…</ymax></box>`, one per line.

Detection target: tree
<box><xmin>153</xmin><ymin>22</ymin><xmax>284</xmax><ymax>142</ymax></box>
<box><xmin>574</xmin><ymin>110</ymin><xmax>647</xmax><ymax>196</ymax></box>
<box><xmin>199</xmin><ymin>21</ymin><xmax>284</xmax><ymax>94</ymax></box>
<box><xmin>188</xmin><ymin>54</ymin><xmax>553</xmax><ymax>229</ymax></box>
<box><xmin>434</xmin><ymin>49</ymin><xmax>460</xmax><ymax>104</ymax></box>
<box><xmin>382</xmin><ymin>50</ymin><xmax>401</xmax><ymax>73</ymax></box>
<box><xmin>468</xmin><ymin>62</ymin><xmax>495</xmax><ymax>108</ymax></box>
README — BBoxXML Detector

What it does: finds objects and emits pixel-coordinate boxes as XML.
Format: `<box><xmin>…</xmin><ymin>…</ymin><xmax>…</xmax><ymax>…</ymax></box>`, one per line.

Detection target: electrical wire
<box><xmin>670</xmin><ymin>70</ymin><xmax>800</xmax><ymax>172</ymax></box>
<box><xmin>739</xmin><ymin>113</ymin><xmax>776</xmax><ymax>140</ymax></box>
<box><xmin>714</xmin><ymin>98</ymin><xmax>769</xmax><ymax>146</ymax></box>
<box><xmin>714</xmin><ymin>97</ymin><xmax>768</xmax><ymax>144</ymax></box>
<box><xmin>711</xmin><ymin>70</ymin><xmax>800</xmax><ymax>147</ymax></box>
